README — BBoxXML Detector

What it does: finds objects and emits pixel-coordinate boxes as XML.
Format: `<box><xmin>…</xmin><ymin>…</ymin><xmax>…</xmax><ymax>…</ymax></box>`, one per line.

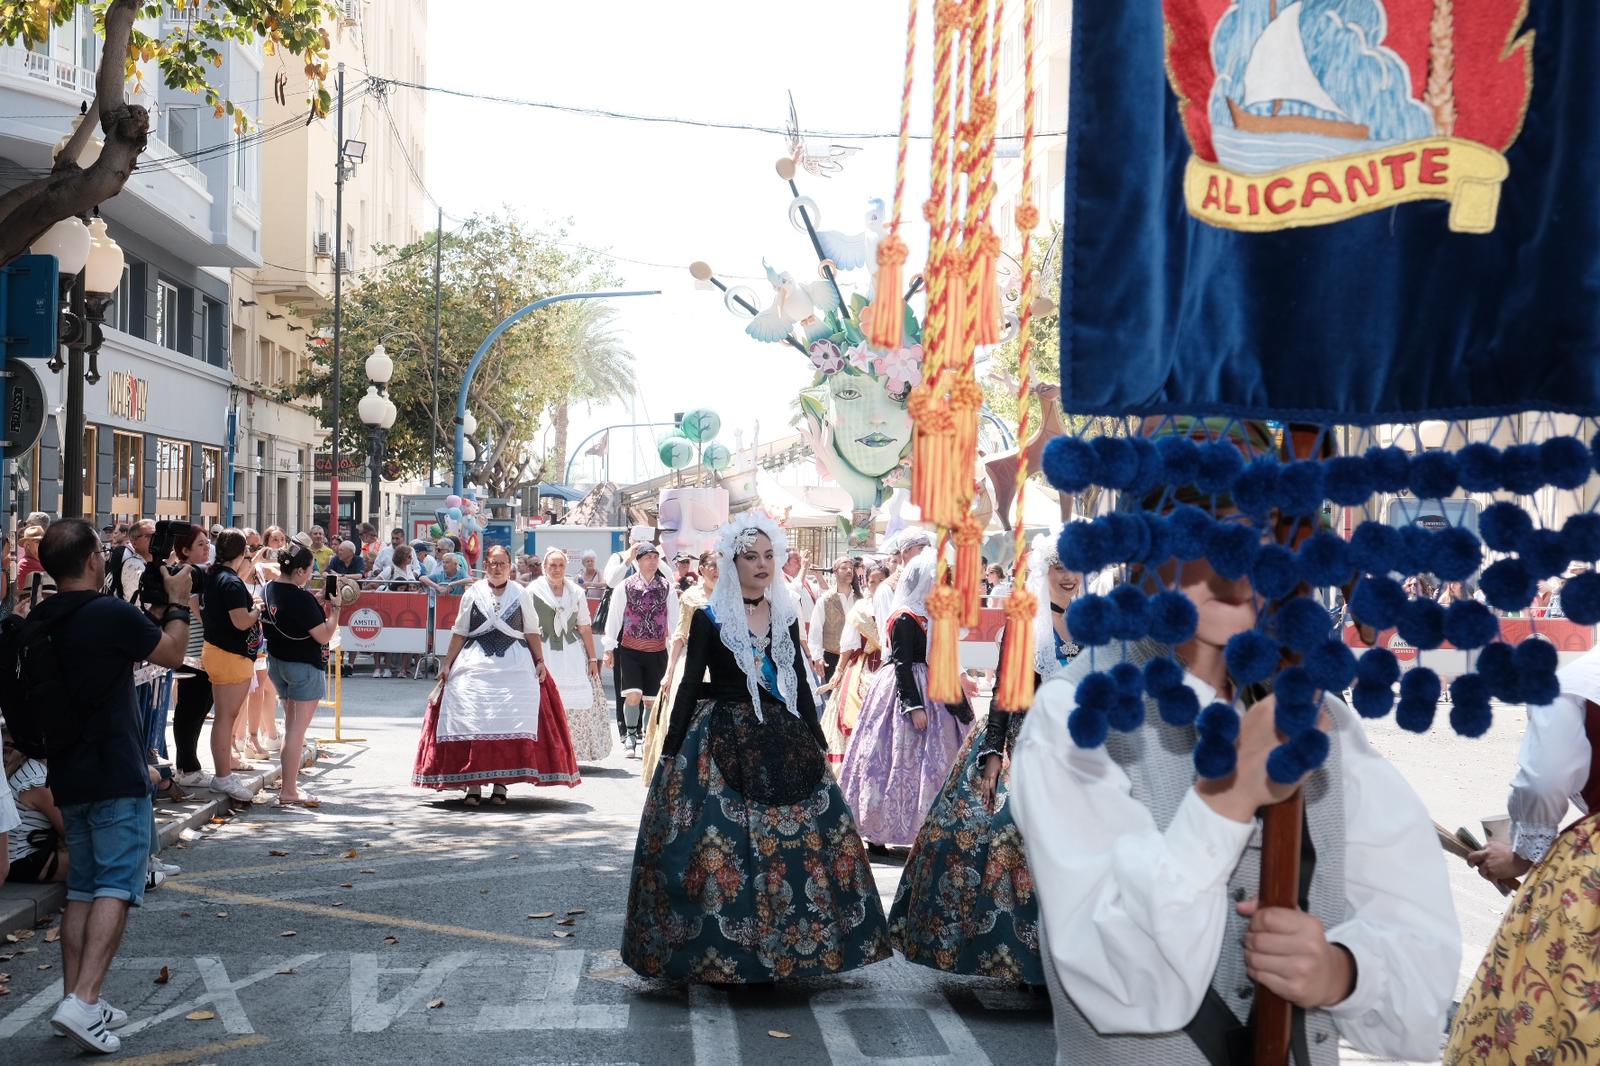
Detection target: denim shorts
<box><xmin>62</xmin><ymin>795</ymin><xmax>153</xmax><ymax>907</ymax></box>
<box><xmin>267</xmin><ymin>656</ymin><xmax>326</xmax><ymax>702</ymax></box>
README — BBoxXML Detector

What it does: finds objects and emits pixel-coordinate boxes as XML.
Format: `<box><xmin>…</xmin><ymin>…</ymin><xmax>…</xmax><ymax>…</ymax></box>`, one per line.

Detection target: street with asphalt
<box><xmin>0</xmin><ymin>676</ymin><xmax>1544</xmax><ymax>1064</ymax></box>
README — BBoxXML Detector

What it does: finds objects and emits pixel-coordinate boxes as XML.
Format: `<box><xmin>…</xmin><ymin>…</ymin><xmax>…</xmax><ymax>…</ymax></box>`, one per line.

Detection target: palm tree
<box><xmin>549</xmin><ymin>301</ymin><xmax>635</xmax><ymax>484</ymax></box>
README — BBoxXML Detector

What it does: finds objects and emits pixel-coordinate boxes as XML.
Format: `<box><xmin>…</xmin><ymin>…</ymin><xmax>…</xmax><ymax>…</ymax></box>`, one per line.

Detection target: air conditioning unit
<box><xmin>337</xmin><ymin>251</ymin><xmax>353</xmax><ymax>272</ymax></box>
<box><xmin>313</xmin><ymin>232</ymin><xmax>331</xmax><ymax>257</ymax></box>
<box><xmin>340</xmin><ymin>0</ymin><xmax>361</xmax><ymax>25</ymax></box>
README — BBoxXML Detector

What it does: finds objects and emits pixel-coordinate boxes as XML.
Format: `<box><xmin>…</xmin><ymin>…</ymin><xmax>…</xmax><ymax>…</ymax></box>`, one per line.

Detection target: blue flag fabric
<box><xmin>1059</xmin><ymin>0</ymin><xmax>1600</xmax><ymax>425</ymax></box>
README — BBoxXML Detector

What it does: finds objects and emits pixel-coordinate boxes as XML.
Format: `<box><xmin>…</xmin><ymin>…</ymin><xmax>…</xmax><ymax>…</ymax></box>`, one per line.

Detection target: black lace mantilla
<box><xmin>708</xmin><ymin>695</ymin><xmax>826</xmax><ymax>806</ymax></box>
<box><xmin>466</xmin><ymin>603</ymin><xmax>526</xmax><ymax>658</ymax></box>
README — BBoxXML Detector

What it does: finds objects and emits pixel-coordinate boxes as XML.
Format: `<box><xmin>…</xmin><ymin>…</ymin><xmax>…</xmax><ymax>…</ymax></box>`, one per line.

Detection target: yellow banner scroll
<box><xmin>1183</xmin><ymin>137</ymin><xmax>1510</xmax><ymax>235</ymax></box>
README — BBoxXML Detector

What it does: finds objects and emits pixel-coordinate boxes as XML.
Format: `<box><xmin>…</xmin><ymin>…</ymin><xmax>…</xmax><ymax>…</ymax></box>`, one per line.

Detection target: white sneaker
<box><xmin>174</xmin><ymin>769</ymin><xmax>212</xmax><ymax>789</ymax></box>
<box><xmin>263</xmin><ymin>735</ymin><xmax>283</xmax><ymax>754</ymax></box>
<box><xmin>212</xmin><ymin>774</ymin><xmax>258</xmax><ymax>803</ymax></box>
<box><xmin>50</xmin><ymin>995</ymin><xmax>121</xmax><ymax>1054</ymax></box>
<box><xmin>150</xmin><ymin>856</ymin><xmax>181</xmax><ymax>876</ymax></box>
<box><xmin>146</xmin><ymin>867</ymin><xmax>167</xmax><ymax>890</ymax></box>
<box><xmin>52</xmin><ymin>999</ymin><xmax>126</xmax><ymax>1037</ymax></box>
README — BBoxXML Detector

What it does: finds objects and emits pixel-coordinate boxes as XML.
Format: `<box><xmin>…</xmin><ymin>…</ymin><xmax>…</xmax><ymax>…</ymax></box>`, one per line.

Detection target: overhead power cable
<box><xmin>363</xmin><ymin>75</ymin><xmax>1066</xmax><ymax>142</ymax></box>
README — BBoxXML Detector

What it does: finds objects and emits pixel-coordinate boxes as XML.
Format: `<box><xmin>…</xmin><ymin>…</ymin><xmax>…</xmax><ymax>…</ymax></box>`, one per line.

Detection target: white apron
<box><xmin>437</xmin><ymin>582</ymin><xmax>540</xmax><ymax>743</ymax></box>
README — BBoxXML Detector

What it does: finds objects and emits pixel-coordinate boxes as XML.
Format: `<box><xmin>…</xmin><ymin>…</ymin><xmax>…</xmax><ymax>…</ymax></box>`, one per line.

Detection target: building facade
<box><xmin>0</xmin><ymin>5</ymin><xmax>262</xmax><ymax>527</ymax></box>
<box><xmin>235</xmin><ymin>0</ymin><xmax>429</xmax><ymax>542</ymax></box>
<box><xmin>990</xmin><ymin>0</ymin><xmax>1071</xmax><ymax>262</ymax></box>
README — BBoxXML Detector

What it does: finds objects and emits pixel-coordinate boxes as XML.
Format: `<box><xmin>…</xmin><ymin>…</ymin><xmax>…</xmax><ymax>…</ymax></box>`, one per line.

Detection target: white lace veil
<box><xmin>888</xmin><ymin>545</ymin><xmax>937</xmax><ymax>623</ymax></box>
<box><xmin>1026</xmin><ymin>528</ymin><xmax>1074</xmax><ymax>678</ymax></box>
<box><xmin>705</xmin><ymin>511</ymin><xmax>800</xmax><ymax>722</ymax></box>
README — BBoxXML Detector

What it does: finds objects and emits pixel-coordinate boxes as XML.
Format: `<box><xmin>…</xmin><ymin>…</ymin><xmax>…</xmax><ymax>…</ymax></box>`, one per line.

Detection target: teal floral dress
<box><xmin>621</xmin><ymin>607</ymin><xmax>891</xmax><ymax>983</ymax></box>
<box><xmin>886</xmin><ymin>627</ymin><xmax>1080</xmax><ymax>983</ymax></box>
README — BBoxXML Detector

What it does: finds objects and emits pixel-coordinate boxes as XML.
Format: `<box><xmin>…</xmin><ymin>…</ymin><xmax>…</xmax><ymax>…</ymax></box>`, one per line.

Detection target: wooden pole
<box><xmin>1253</xmin><ymin>790</ymin><xmax>1304</xmax><ymax>1066</ymax></box>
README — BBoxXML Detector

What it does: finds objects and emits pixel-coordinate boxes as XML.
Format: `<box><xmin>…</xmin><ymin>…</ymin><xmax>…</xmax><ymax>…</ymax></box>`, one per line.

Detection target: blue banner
<box><xmin>1059</xmin><ymin>0</ymin><xmax>1600</xmax><ymax>424</ymax></box>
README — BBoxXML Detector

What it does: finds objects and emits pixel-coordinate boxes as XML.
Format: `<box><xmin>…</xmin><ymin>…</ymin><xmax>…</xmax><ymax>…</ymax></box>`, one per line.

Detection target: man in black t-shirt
<box><xmin>34</xmin><ymin>520</ymin><xmax>193</xmax><ymax>1054</ymax></box>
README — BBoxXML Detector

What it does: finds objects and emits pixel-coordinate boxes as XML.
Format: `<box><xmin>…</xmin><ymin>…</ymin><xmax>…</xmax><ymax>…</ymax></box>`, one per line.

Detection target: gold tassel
<box><xmin>908</xmin><ymin>383</ymin><xmax>953</xmax><ymax>514</ymax></box>
<box><xmin>994</xmin><ymin>588</ymin><xmax>1039</xmax><ymax>712</ymax></box>
<box><xmin>954</xmin><ymin>510</ymin><xmax>984</xmax><ymax>627</ymax></box>
<box><xmin>927</xmin><ymin>583</ymin><xmax>964</xmax><ymax>704</ymax></box>
<box><xmin>974</xmin><ymin>227</ymin><xmax>1002</xmax><ymax>345</ymax></box>
<box><xmin>865</xmin><ymin>235</ymin><xmax>908</xmax><ymax>351</ymax></box>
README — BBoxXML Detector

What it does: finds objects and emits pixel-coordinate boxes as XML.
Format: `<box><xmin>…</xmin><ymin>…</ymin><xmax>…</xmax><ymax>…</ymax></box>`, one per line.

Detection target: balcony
<box><xmin>0</xmin><ymin>43</ymin><xmax>95</xmax><ymax>98</ymax></box>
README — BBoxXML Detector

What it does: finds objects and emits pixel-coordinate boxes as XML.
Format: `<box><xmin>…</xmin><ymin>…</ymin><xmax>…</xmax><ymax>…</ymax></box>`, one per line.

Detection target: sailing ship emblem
<box><xmin>1163</xmin><ymin>0</ymin><xmax>1534</xmax><ymax>233</ymax></box>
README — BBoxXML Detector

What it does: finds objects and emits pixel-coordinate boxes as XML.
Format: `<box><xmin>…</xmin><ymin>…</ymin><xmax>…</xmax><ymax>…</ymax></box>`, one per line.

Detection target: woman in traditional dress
<box><xmin>888</xmin><ymin>531</ymin><xmax>1083</xmax><ymax>983</ymax></box>
<box><xmin>640</xmin><ymin>549</ymin><xmax>718</xmax><ymax>783</ymax></box>
<box><xmin>818</xmin><ymin>563</ymin><xmax>889</xmax><ymax>767</ymax></box>
<box><xmin>622</xmin><ymin>513</ymin><xmax>890</xmax><ymax>983</ymax></box>
<box><xmin>527</xmin><ymin>548</ymin><xmax>611</xmax><ymax>764</ymax></box>
<box><xmin>412</xmin><ymin>544</ymin><xmax>579</xmax><ymax>806</ymax></box>
<box><xmin>836</xmin><ymin>548</ymin><xmax>975</xmax><ymax>847</ymax></box>
<box><xmin>1445</xmin><ymin>645</ymin><xmax>1600</xmax><ymax>1064</ymax></box>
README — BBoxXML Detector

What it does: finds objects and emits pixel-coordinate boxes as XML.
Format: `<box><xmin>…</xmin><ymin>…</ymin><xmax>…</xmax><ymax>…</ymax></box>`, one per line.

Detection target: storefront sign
<box><xmin>108</xmin><ymin>369</ymin><xmax>148</xmax><ymax>421</ymax></box>
<box><xmin>1</xmin><ymin>360</ymin><xmax>46</xmax><ymax>452</ymax></box>
<box><xmin>314</xmin><ymin>452</ymin><xmax>366</xmax><ymax>476</ymax></box>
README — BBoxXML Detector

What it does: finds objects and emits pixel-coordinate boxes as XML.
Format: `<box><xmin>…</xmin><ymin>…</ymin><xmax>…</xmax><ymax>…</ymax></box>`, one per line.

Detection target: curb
<box><xmin>1</xmin><ymin>761</ymin><xmax>285</xmax><ymax>939</ymax></box>
<box><xmin>155</xmin><ymin>761</ymin><xmax>284</xmax><ymax>850</ymax></box>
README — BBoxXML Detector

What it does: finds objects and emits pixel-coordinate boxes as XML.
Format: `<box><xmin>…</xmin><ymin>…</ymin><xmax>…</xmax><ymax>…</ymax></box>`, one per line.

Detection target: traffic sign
<box><xmin>2</xmin><ymin>254</ymin><xmax>61</xmax><ymax>359</ymax></box>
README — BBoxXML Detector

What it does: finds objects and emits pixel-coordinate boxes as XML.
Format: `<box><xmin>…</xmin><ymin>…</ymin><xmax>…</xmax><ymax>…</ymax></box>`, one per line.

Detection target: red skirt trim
<box><xmin>412</xmin><ymin>670</ymin><xmax>580</xmax><ymax>789</ymax></box>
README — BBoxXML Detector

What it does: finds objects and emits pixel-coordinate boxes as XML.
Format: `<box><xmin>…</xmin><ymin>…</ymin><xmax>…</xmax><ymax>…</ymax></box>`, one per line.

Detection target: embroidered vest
<box><xmin>1042</xmin><ymin>642</ymin><xmax>1347</xmax><ymax>1066</ymax></box>
<box><xmin>820</xmin><ymin>592</ymin><xmax>848</xmax><ymax>654</ymax></box>
<box><xmin>620</xmin><ymin>573</ymin><xmax>669</xmax><ymax>652</ymax></box>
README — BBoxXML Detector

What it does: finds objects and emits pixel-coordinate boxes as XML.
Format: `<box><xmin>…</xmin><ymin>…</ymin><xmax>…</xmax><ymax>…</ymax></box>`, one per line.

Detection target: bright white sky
<box><xmin>424</xmin><ymin>0</ymin><xmax>941</xmax><ymax>486</ymax></box>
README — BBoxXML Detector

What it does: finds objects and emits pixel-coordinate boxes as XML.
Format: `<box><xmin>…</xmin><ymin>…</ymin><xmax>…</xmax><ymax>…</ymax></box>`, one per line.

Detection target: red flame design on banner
<box><xmin>1165</xmin><ymin>0</ymin><xmax>1534</xmax><ymax>164</ymax></box>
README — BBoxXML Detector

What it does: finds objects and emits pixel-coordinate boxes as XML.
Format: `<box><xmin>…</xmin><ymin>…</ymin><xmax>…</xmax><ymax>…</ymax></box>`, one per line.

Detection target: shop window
<box><xmin>155</xmin><ymin>439</ymin><xmax>190</xmax><ymax>518</ymax></box>
<box><xmin>81</xmin><ymin>425</ymin><xmax>96</xmax><ymax>519</ymax></box>
<box><xmin>201</xmin><ymin>446</ymin><xmax>222</xmax><ymax>522</ymax></box>
<box><xmin>112</xmin><ymin>431</ymin><xmax>141</xmax><ymax>516</ymax></box>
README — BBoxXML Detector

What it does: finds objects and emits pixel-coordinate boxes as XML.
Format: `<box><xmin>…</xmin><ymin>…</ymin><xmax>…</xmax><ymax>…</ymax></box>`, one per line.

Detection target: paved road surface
<box><xmin>0</xmin><ymin>676</ymin><xmax>1535</xmax><ymax>1064</ymax></box>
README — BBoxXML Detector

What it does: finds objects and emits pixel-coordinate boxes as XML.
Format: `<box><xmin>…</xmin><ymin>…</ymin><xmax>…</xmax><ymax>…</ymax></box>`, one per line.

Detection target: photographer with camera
<box><xmin>28</xmin><ymin>519</ymin><xmax>192</xmax><ymax>1052</ymax></box>
<box><xmin>198</xmin><ymin>530</ymin><xmax>264</xmax><ymax>804</ymax></box>
<box><xmin>262</xmin><ymin>541</ymin><xmax>343</xmax><ymax>807</ymax></box>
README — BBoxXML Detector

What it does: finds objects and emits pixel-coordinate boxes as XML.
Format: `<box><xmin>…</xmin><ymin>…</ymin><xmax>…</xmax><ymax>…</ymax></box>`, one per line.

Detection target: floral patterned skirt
<box><xmin>1446</xmin><ymin>812</ymin><xmax>1600</xmax><ymax>1064</ymax></box>
<box><xmin>836</xmin><ymin>661</ymin><xmax>973</xmax><ymax>847</ymax></box>
<box><xmin>621</xmin><ymin>696</ymin><xmax>892</xmax><ymax>984</ymax></box>
<box><xmin>887</xmin><ymin>716</ymin><xmax>1044</xmax><ymax>984</ymax></box>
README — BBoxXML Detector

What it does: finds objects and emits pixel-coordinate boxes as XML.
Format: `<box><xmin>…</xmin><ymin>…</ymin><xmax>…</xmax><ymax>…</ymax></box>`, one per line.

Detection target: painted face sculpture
<box><xmin>658</xmin><ymin>487</ymin><xmax>729</xmax><ymax>564</ymax></box>
<box><xmin>797</xmin><ymin>294</ymin><xmax>923</xmax><ymax>515</ymax></box>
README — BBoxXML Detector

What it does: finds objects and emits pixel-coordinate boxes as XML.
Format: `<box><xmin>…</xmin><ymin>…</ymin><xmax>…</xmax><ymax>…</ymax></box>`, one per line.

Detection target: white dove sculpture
<box><xmin>815</xmin><ymin>198</ymin><xmax>887</xmax><ymax>272</ymax></box>
<box><xmin>746</xmin><ymin>260</ymin><xmax>842</xmax><ymax>345</ymax></box>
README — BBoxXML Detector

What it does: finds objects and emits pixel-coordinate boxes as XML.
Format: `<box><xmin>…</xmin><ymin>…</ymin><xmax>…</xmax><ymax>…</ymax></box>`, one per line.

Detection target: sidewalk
<box><xmin>0</xmin><ymin>758</ymin><xmax>284</xmax><ymax>940</ymax></box>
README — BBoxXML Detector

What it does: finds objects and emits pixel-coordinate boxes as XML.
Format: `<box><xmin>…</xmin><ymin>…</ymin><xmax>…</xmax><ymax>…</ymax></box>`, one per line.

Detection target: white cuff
<box><xmin>1321</xmin><ymin>932</ymin><xmax>1384</xmax><ymax>1027</ymax></box>
<box><xmin>1512</xmin><ymin>823</ymin><xmax>1559</xmax><ymax>864</ymax></box>
<box><xmin>1165</xmin><ymin>788</ymin><xmax>1255</xmax><ymax>893</ymax></box>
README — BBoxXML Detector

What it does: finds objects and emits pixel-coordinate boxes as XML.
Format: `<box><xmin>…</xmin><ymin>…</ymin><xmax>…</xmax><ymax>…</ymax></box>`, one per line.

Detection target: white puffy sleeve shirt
<box><xmin>1507</xmin><ymin>693</ymin><xmax>1590</xmax><ymax>863</ymax></box>
<box><xmin>1009</xmin><ymin>674</ymin><xmax>1460</xmax><ymax>1062</ymax></box>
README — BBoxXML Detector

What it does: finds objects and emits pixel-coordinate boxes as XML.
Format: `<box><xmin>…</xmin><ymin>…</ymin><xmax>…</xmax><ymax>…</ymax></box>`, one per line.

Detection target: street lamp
<box><xmin>358</xmin><ymin>340</ymin><xmax>397</xmax><ymax>531</ymax></box>
<box><xmin>31</xmin><ymin>212</ymin><xmax>120</xmax><ymax>518</ymax></box>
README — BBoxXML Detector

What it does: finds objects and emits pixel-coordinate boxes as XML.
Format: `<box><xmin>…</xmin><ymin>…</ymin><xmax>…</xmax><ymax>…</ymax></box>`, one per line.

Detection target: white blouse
<box><xmin>1009</xmin><ymin>672</ymin><xmax>1461</xmax><ymax>1063</ymax></box>
<box><xmin>1506</xmin><ymin>648</ymin><xmax>1600</xmax><ymax>863</ymax></box>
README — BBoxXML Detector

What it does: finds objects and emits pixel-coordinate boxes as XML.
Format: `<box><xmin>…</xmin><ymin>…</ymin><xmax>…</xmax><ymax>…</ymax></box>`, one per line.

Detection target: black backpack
<box><xmin>103</xmin><ymin>545</ymin><xmax>131</xmax><ymax>599</ymax></box>
<box><xmin>0</xmin><ymin>594</ymin><xmax>95</xmax><ymax>758</ymax></box>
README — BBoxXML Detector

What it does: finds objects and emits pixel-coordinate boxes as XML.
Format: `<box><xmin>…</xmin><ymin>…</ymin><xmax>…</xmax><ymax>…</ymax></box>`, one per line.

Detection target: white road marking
<box><xmin>688</xmin><ymin>984</ymin><xmax>743</xmax><ymax>1066</ymax></box>
<box><xmin>119</xmin><ymin>955</ymin><xmax>324</xmax><ymax>1036</ymax></box>
<box><xmin>810</xmin><ymin>989</ymin><xmax>992</xmax><ymax>1066</ymax></box>
<box><xmin>477</xmin><ymin>949</ymin><xmax>629</xmax><ymax>1031</ymax></box>
<box><xmin>349</xmin><ymin>950</ymin><xmax>478</xmax><ymax>1032</ymax></box>
<box><xmin>0</xmin><ymin>977</ymin><xmax>63</xmax><ymax>1039</ymax></box>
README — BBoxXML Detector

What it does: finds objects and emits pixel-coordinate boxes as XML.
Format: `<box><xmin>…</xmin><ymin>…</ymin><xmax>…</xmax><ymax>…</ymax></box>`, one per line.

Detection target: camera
<box><xmin>136</xmin><ymin>519</ymin><xmax>189</xmax><ymax>610</ymax></box>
